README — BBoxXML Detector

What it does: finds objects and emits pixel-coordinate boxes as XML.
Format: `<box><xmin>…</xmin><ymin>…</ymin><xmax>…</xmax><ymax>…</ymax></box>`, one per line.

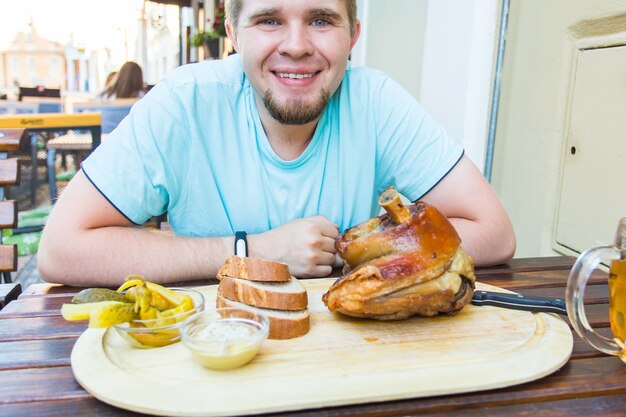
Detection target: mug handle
<box><xmin>566</xmin><ymin>245</ymin><xmax>621</xmax><ymax>356</ymax></box>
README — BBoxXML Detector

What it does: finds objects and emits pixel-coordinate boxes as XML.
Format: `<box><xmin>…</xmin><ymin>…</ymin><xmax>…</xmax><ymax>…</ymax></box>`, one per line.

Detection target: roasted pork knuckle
<box><xmin>322</xmin><ymin>188</ymin><xmax>476</xmax><ymax>320</ymax></box>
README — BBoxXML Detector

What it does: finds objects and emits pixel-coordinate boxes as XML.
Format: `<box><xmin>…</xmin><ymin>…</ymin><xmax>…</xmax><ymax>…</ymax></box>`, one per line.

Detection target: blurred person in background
<box><xmin>97</xmin><ymin>61</ymin><xmax>146</xmax><ymax>100</ymax></box>
<box><xmin>103</xmin><ymin>71</ymin><xmax>118</xmax><ymax>90</ymax></box>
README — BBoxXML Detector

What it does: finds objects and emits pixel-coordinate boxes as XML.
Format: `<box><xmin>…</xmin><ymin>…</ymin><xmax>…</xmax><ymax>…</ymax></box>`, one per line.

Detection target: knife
<box><xmin>471</xmin><ymin>290</ymin><xmax>567</xmax><ymax>315</ymax></box>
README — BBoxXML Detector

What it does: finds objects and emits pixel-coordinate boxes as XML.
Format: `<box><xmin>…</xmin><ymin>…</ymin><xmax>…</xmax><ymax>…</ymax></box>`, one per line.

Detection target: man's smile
<box><xmin>275</xmin><ymin>72</ymin><xmax>318</xmax><ymax>79</ymax></box>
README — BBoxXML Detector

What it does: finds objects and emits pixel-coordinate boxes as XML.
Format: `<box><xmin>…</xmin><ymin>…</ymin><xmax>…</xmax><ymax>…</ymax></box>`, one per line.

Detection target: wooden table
<box><xmin>0</xmin><ymin>128</ymin><xmax>28</xmax><ymax>152</ymax></box>
<box><xmin>1</xmin><ymin>256</ymin><xmax>625</xmax><ymax>416</ymax></box>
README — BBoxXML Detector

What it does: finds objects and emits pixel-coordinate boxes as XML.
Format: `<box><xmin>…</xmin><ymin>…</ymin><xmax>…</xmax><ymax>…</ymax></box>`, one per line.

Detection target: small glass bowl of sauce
<box><xmin>181</xmin><ymin>307</ymin><xmax>269</xmax><ymax>370</ymax></box>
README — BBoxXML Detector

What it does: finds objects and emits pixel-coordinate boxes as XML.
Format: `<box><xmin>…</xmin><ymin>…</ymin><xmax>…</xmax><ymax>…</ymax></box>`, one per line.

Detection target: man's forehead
<box><xmin>240</xmin><ymin>0</ymin><xmax>347</xmax><ymax>17</ymax></box>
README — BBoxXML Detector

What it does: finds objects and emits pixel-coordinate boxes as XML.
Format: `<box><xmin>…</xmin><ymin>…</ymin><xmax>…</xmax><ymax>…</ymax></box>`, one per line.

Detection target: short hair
<box><xmin>225</xmin><ymin>0</ymin><xmax>357</xmax><ymax>37</ymax></box>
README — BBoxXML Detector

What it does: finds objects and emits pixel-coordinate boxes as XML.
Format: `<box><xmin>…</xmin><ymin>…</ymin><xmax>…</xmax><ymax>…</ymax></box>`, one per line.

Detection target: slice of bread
<box><xmin>217</xmin><ymin>295</ymin><xmax>310</xmax><ymax>340</ymax></box>
<box><xmin>218</xmin><ymin>275</ymin><xmax>308</xmax><ymax>311</ymax></box>
<box><xmin>217</xmin><ymin>256</ymin><xmax>291</xmax><ymax>282</ymax></box>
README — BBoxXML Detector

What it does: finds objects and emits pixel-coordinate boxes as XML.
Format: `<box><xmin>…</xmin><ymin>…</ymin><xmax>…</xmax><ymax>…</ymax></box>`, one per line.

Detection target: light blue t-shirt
<box><xmin>82</xmin><ymin>54</ymin><xmax>463</xmax><ymax>237</ymax></box>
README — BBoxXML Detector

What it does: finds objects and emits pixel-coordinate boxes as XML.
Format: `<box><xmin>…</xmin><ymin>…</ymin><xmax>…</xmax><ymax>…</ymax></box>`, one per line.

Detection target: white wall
<box><xmin>419</xmin><ymin>0</ymin><xmax>498</xmax><ymax>171</ymax></box>
<box><xmin>491</xmin><ymin>0</ymin><xmax>626</xmax><ymax>258</ymax></box>
<box><xmin>358</xmin><ymin>0</ymin><xmax>498</xmax><ymax>172</ymax></box>
<box><xmin>359</xmin><ymin>0</ymin><xmax>426</xmax><ymax>99</ymax></box>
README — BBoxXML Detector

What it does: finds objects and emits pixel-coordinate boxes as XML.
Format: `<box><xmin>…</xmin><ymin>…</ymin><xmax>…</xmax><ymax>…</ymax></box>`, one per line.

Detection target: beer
<box><xmin>609</xmin><ymin>259</ymin><xmax>626</xmax><ymax>343</ymax></box>
<box><xmin>566</xmin><ymin>218</ymin><xmax>626</xmax><ymax>361</ymax></box>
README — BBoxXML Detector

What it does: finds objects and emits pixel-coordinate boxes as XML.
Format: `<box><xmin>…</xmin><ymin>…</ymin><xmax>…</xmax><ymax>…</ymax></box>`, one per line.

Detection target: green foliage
<box><xmin>189</xmin><ymin>3</ymin><xmax>226</xmax><ymax>47</ymax></box>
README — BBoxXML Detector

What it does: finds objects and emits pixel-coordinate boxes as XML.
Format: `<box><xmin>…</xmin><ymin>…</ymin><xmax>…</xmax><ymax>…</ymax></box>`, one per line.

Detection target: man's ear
<box><xmin>349</xmin><ymin>19</ymin><xmax>361</xmax><ymax>50</ymax></box>
<box><xmin>226</xmin><ymin>22</ymin><xmax>239</xmax><ymax>51</ymax></box>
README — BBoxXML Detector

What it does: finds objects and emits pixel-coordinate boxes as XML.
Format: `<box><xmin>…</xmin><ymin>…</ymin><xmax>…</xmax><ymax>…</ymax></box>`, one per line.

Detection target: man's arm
<box><xmin>420</xmin><ymin>155</ymin><xmax>516</xmax><ymax>266</ymax></box>
<box><xmin>38</xmin><ymin>172</ymin><xmax>339</xmax><ymax>286</ymax></box>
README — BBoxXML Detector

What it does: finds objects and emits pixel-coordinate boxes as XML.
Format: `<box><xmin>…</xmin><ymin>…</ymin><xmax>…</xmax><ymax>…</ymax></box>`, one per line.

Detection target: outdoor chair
<box><xmin>21</xmin><ymin>97</ymin><xmax>63</xmax><ymax>113</ymax></box>
<box><xmin>0</xmin><ymin>128</ymin><xmax>29</xmax><ymax>284</ymax></box>
<box><xmin>72</xmin><ymin>99</ymin><xmax>135</xmax><ymax>133</ymax></box>
<box><xmin>0</xmin><ymin>113</ymin><xmax>102</xmax><ymax>207</ymax></box>
<box><xmin>0</xmin><ymin>101</ymin><xmax>39</xmax><ymax>115</ymax></box>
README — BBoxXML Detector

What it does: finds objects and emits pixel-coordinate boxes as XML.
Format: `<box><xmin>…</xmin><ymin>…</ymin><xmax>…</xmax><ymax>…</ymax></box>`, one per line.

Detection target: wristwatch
<box><xmin>234</xmin><ymin>231</ymin><xmax>248</xmax><ymax>257</ymax></box>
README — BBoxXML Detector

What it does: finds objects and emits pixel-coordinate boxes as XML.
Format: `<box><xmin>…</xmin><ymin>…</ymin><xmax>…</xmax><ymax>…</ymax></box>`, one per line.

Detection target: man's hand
<box><xmin>249</xmin><ymin>216</ymin><xmax>342</xmax><ymax>278</ymax></box>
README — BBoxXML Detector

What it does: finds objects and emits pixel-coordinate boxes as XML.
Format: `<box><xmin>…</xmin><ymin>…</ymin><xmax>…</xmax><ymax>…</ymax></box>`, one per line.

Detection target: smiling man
<box><xmin>38</xmin><ymin>0</ymin><xmax>515</xmax><ymax>286</ymax></box>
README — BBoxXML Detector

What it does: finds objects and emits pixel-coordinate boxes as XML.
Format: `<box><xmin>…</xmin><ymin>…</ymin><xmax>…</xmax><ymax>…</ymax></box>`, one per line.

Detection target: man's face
<box><xmin>227</xmin><ymin>0</ymin><xmax>360</xmax><ymax>125</ymax></box>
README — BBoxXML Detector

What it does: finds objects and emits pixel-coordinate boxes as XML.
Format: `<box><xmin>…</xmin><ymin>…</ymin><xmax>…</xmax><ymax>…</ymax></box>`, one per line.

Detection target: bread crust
<box><xmin>218</xmin><ymin>276</ymin><xmax>308</xmax><ymax>311</ymax></box>
<box><xmin>217</xmin><ymin>295</ymin><xmax>310</xmax><ymax>340</ymax></box>
<box><xmin>217</xmin><ymin>256</ymin><xmax>291</xmax><ymax>282</ymax></box>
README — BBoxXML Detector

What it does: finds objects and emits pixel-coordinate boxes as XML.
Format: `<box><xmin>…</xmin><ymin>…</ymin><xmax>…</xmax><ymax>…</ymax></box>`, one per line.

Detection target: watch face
<box><xmin>235</xmin><ymin>231</ymin><xmax>248</xmax><ymax>257</ymax></box>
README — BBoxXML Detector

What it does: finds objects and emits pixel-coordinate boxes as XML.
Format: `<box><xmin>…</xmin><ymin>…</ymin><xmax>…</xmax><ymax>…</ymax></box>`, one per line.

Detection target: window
<box><xmin>9</xmin><ymin>57</ymin><xmax>20</xmax><ymax>78</ymax></box>
<box><xmin>49</xmin><ymin>56</ymin><xmax>61</xmax><ymax>78</ymax></box>
<box><xmin>27</xmin><ymin>57</ymin><xmax>36</xmax><ymax>79</ymax></box>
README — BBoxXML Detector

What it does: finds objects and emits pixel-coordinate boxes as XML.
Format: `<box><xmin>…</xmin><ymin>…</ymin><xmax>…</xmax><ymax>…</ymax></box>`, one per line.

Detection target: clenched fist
<box><xmin>248</xmin><ymin>216</ymin><xmax>343</xmax><ymax>278</ymax></box>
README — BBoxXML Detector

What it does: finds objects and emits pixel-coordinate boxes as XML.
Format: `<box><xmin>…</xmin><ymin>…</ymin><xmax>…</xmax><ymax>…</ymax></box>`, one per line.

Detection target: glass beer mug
<box><xmin>567</xmin><ymin>218</ymin><xmax>626</xmax><ymax>361</ymax></box>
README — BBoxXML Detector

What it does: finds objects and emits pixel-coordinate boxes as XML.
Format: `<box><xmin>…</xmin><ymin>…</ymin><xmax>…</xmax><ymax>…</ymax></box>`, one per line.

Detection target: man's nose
<box><xmin>277</xmin><ymin>25</ymin><xmax>314</xmax><ymax>58</ymax></box>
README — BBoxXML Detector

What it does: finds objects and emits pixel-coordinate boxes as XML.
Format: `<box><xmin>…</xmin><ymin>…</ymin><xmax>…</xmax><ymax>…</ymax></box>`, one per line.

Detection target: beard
<box><xmin>263</xmin><ymin>89</ymin><xmax>330</xmax><ymax>125</ymax></box>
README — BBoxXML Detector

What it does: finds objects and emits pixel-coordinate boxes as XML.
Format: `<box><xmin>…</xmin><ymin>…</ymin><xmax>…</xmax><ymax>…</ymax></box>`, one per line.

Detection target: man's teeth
<box><xmin>277</xmin><ymin>73</ymin><xmax>314</xmax><ymax>79</ymax></box>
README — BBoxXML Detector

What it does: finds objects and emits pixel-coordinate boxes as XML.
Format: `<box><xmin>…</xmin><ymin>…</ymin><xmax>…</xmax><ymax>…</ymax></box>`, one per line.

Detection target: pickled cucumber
<box><xmin>124</xmin><ymin>326</ymin><xmax>181</xmax><ymax>348</ymax></box>
<box><xmin>62</xmin><ymin>301</ymin><xmax>125</xmax><ymax>321</ymax></box>
<box><xmin>72</xmin><ymin>288</ymin><xmax>129</xmax><ymax>304</ymax></box>
<box><xmin>88</xmin><ymin>302</ymin><xmax>135</xmax><ymax>328</ymax></box>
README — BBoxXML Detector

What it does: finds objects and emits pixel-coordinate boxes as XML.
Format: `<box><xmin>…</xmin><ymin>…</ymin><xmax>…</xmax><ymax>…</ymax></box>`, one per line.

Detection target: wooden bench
<box><xmin>0</xmin><ymin>282</ymin><xmax>21</xmax><ymax>310</ymax></box>
<box><xmin>0</xmin><ymin>128</ymin><xmax>27</xmax><ymax>285</ymax></box>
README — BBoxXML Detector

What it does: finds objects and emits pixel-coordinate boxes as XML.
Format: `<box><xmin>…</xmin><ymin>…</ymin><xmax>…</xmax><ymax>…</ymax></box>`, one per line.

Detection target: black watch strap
<box><xmin>234</xmin><ymin>231</ymin><xmax>248</xmax><ymax>257</ymax></box>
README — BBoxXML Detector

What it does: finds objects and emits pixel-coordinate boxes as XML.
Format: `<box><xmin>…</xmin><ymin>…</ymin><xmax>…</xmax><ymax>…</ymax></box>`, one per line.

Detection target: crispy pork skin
<box><xmin>323</xmin><ymin>188</ymin><xmax>476</xmax><ymax>320</ymax></box>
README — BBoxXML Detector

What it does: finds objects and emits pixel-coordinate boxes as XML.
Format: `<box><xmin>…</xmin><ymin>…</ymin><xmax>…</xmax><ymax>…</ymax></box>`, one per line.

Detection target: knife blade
<box><xmin>471</xmin><ymin>290</ymin><xmax>567</xmax><ymax>315</ymax></box>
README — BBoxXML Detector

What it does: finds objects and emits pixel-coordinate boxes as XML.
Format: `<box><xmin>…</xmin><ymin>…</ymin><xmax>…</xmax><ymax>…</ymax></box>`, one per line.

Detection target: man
<box><xmin>38</xmin><ymin>0</ymin><xmax>515</xmax><ymax>286</ymax></box>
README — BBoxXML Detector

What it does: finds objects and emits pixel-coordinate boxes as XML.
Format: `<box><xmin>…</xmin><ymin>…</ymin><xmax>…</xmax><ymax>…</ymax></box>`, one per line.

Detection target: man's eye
<box><xmin>259</xmin><ymin>18</ymin><xmax>279</xmax><ymax>26</ymax></box>
<box><xmin>311</xmin><ymin>18</ymin><xmax>329</xmax><ymax>27</ymax></box>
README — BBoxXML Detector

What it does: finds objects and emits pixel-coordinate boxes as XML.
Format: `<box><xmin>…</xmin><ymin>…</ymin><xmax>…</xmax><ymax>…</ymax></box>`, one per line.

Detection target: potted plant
<box><xmin>189</xmin><ymin>3</ymin><xmax>226</xmax><ymax>59</ymax></box>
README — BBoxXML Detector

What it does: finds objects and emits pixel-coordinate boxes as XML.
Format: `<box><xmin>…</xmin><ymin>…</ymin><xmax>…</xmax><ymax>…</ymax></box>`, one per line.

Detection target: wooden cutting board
<box><xmin>71</xmin><ymin>279</ymin><xmax>573</xmax><ymax>417</ymax></box>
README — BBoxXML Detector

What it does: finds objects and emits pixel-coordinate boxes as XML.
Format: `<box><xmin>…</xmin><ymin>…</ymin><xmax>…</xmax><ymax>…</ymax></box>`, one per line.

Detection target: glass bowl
<box><xmin>181</xmin><ymin>307</ymin><xmax>270</xmax><ymax>370</ymax></box>
<box><xmin>113</xmin><ymin>287</ymin><xmax>205</xmax><ymax>348</ymax></box>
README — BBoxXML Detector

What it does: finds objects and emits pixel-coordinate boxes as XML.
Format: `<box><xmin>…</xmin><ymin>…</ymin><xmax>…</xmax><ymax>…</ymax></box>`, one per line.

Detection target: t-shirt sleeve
<box><xmin>81</xmin><ymin>80</ymin><xmax>191</xmax><ymax>224</ymax></box>
<box><xmin>373</xmin><ymin>75</ymin><xmax>464</xmax><ymax>202</ymax></box>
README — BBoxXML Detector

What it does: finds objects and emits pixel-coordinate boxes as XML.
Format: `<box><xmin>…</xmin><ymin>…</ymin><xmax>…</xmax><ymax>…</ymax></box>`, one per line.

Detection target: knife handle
<box><xmin>472</xmin><ymin>290</ymin><xmax>567</xmax><ymax>315</ymax></box>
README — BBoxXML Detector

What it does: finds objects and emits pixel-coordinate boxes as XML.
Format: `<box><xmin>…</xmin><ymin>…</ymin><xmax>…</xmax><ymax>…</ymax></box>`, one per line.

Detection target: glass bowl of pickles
<box><xmin>113</xmin><ymin>286</ymin><xmax>205</xmax><ymax>348</ymax></box>
<box><xmin>61</xmin><ymin>276</ymin><xmax>205</xmax><ymax>348</ymax></box>
<box><xmin>180</xmin><ymin>307</ymin><xmax>269</xmax><ymax>370</ymax></box>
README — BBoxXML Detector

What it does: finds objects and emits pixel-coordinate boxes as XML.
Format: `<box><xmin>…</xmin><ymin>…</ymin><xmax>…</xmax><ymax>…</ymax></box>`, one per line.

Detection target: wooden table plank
<box><xmin>2</xmin><ymin>393</ymin><xmax>625</xmax><ymax>417</ymax></box>
<box><xmin>413</xmin><ymin>394</ymin><xmax>626</xmax><ymax>417</ymax></box>
<box><xmin>19</xmin><ymin>283</ymin><xmax>86</xmax><ymax>298</ymax></box>
<box><xmin>478</xmin><ymin>268</ymin><xmax>607</xmax><ymax>290</ymax></box>
<box><xmin>0</xmin><ymin>366</ymin><xmax>88</xmax><ymax>404</ymax></box>
<box><xmin>520</xmin><ymin>284</ymin><xmax>608</xmax><ymax>304</ymax></box>
<box><xmin>0</xmin><ymin>398</ymin><xmax>144</xmax><ymax>417</ymax></box>
<box><xmin>0</xmin><ymin>295</ymin><xmax>71</xmax><ymax>317</ymax></box>
<box><xmin>0</xmin><ymin>338</ymin><xmax>74</xmax><ymax>370</ymax></box>
<box><xmin>0</xmin><ymin>316</ymin><xmax>86</xmax><ymax>341</ymax></box>
<box><xmin>476</xmin><ymin>256</ymin><xmax>576</xmax><ymax>275</ymax></box>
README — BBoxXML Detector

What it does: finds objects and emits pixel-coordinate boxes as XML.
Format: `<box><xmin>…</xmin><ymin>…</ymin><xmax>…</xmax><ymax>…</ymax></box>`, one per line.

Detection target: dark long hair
<box><xmin>102</xmin><ymin>61</ymin><xmax>145</xmax><ymax>99</ymax></box>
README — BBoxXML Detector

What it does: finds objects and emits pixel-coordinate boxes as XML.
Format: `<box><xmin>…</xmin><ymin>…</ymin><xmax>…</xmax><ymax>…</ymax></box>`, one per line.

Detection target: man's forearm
<box><xmin>38</xmin><ymin>226</ymin><xmax>232</xmax><ymax>287</ymax></box>
<box><xmin>448</xmin><ymin>217</ymin><xmax>516</xmax><ymax>266</ymax></box>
